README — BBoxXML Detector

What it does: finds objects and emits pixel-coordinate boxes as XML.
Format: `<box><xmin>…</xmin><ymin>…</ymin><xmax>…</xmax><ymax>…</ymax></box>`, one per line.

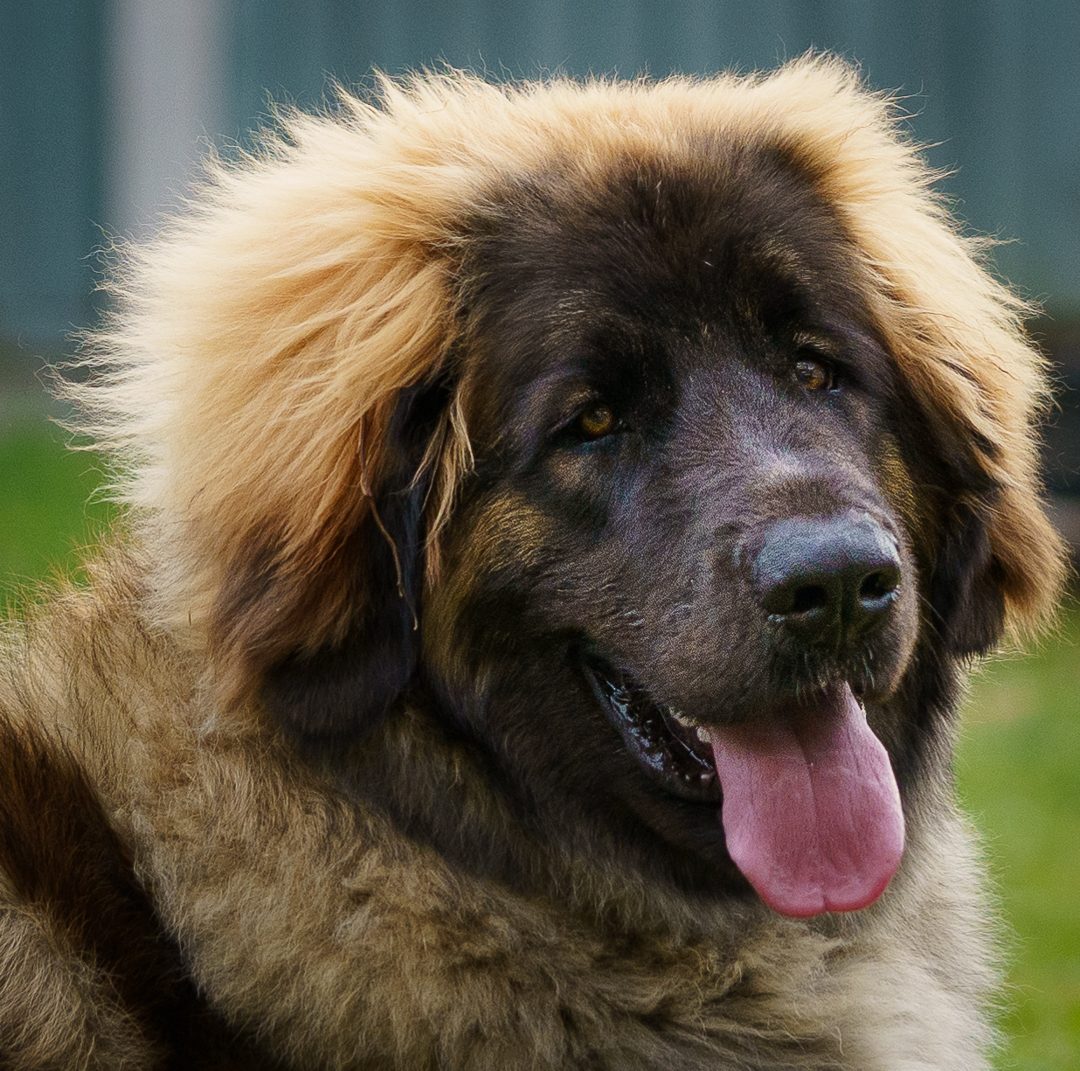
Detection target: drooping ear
<box><xmin>860</xmin><ymin>262</ymin><xmax>1069</xmax><ymax>656</ymax></box>
<box><xmin>926</xmin><ymin>489</ymin><xmax>1007</xmax><ymax>658</ymax></box>
<box><xmin>65</xmin><ymin>83</ymin><xmax>485</xmax><ymax>733</ymax></box>
<box><xmin>870</xmin><ymin>285</ymin><xmax>1067</xmax><ymax>657</ymax></box>
<box><xmin>889</xmin><ymin>385</ymin><xmax>1011</xmax><ymax>657</ymax></box>
<box><xmin>217</xmin><ymin>381</ymin><xmax>452</xmax><ymax>738</ymax></box>
<box><xmin>920</xmin><ymin>446</ymin><xmax>1010</xmax><ymax>656</ymax></box>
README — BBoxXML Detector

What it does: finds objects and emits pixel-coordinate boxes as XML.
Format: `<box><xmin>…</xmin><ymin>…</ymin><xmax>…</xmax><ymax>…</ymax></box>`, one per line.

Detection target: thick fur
<box><xmin>0</xmin><ymin>59</ymin><xmax>1066</xmax><ymax>1069</ymax></box>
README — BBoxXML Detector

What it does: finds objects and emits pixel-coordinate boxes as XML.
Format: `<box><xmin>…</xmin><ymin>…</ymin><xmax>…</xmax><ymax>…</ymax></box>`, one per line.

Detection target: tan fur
<box><xmin>0</xmin><ymin>901</ymin><xmax>159</xmax><ymax>1070</ymax></box>
<box><xmin>2</xmin><ymin>58</ymin><xmax>1065</xmax><ymax>1067</ymax></box>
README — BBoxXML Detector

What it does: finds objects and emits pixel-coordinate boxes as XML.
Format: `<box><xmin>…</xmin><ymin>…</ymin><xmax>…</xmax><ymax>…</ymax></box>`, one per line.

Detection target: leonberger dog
<box><xmin>0</xmin><ymin>58</ymin><xmax>1066</xmax><ymax>1069</ymax></box>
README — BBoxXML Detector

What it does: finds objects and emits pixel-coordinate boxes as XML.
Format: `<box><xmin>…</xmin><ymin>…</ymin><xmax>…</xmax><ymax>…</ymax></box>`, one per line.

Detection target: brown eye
<box><xmin>793</xmin><ymin>356</ymin><xmax>835</xmax><ymax>392</ymax></box>
<box><xmin>577</xmin><ymin>403</ymin><xmax>617</xmax><ymax>441</ymax></box>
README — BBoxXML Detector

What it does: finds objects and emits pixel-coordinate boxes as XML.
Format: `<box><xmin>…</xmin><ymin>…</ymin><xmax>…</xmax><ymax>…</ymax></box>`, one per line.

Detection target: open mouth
<box><xmin>583</xmin><ymin>658</ymin><xmax>721</xmax><ymax>803</ymax></box>
<box><xmin>582</xmin><ymin>655</ymin><xmax>906</xmax><ymax>918</ymax></box>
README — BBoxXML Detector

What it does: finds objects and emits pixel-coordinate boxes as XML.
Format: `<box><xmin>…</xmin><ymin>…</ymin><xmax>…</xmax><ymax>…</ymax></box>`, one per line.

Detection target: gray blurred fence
<box><xmin>2</xmin><ymin>1</ymin><xmax>1078</xmax><ymax>497</ymax></box>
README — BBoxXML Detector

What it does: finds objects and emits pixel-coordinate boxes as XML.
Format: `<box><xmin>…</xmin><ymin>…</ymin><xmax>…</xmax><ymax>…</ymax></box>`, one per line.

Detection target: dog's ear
<box><xmin>926</xmin><ymin>492</ymin><xmax>1007</xmax><ymax>657</ymax></box>
<box><xmin>213</xmin><ymin>381</ymin><xmax>452</xmax><ymax>738</ymax></box>
<box><xmin>885</xmin><ymin>387</ymin><xmax>1009</xmax><ymax>657</ymax></box>
<box><xmin>891</xmin><ymin>372</ymin><xmax>1049</xmax><ymax>659</ymax></box>
<box><xmin>68</xmin><ymin>87</ymin><xmax>475</xmax><ymax>735</ymax></box>
<box><xmin>886</xmin><ymin>354</ymin><xmax>1065</xmax><ymax>657</ymax></box>
<box><xmin>264</xmin><ymin>383</ymin><xmax>447</xmax><ymax>737</ymax></box>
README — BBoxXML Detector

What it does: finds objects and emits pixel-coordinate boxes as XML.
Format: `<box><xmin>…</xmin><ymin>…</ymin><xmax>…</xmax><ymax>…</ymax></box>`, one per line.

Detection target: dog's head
<box><xmin>84</xmin><ymin>61</ymin><xmax>1065</xmax><ymax>915</ymax></box>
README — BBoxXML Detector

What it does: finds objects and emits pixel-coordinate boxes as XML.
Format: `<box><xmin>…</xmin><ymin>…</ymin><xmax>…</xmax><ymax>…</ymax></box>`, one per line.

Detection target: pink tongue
<box><xmin>710</xmin><ymin>686</ymin><xmax>904</xmax><ymax>918</ymax></box>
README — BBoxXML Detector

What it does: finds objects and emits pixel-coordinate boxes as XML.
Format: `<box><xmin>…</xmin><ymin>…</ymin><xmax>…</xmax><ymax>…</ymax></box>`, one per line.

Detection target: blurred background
<box><xmin>1</xmin><ymin>3</ymin><xmax>1077</xmax><ymax>1066</ymax></box>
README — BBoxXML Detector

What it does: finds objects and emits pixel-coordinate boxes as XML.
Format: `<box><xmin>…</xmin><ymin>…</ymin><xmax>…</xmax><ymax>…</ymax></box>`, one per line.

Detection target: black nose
<box><xmin>752</xmin><ymin>514</ymin><xmax>901</xmax><ymax>647</ymax></box>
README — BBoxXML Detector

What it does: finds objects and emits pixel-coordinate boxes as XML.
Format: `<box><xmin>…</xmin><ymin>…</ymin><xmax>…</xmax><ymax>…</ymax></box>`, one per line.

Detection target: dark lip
<box><xmin>581</xmin><ymin>657</ymin><xmax>722</xmax><ymax>804</ymax></box>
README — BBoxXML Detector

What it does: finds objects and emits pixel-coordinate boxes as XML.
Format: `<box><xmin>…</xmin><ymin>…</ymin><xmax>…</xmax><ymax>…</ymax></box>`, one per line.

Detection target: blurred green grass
<box><xmin>1</xmin><ymin>420</ymin><xmax>1077</xmax><ymax>1068</ymax></box>
<box><xmin>957</xmin><ymin>614</ymin><xmax>1080</xmax><ymax>1070</ymax></box>
<box><xmin>0</xmin><ymin>421</ymin><xmax>114</xmax><ymax>602</ymax></box>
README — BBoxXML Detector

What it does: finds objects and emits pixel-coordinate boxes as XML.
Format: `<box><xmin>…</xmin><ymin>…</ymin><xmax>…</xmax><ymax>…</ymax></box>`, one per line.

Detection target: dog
<box><xmin>0</xmin><ymin>58</ymin><xmax>1065</xmax><ymax>1069</ymax></box>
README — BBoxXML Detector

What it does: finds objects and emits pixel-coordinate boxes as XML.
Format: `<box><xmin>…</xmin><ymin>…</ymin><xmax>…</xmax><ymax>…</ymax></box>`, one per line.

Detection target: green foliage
<box><xmin>0</xmin><ymin>424</ymin><xmax>1077</xmax><ymax>1067</ymax></box>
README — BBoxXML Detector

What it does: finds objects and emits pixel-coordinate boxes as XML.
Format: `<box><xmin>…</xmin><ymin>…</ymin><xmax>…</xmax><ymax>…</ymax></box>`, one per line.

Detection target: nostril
<box><xmin>760</xmin><ymin>578</ymin><xmax>833</xmax><ymax>618</ymax></box>
<box><xmin>858</xmin><ymin>567</ymin><xmax>899</xmax><ymax>603</ymax></box>
<box><xmin>790</xmin><ymin>584</ymin><xmax>829</xmax><ymax>615</ymax></box>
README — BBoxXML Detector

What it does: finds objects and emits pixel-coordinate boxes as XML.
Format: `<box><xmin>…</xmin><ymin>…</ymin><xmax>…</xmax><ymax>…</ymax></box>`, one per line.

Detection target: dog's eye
<box><xmin>793</xmin><ymin>355</ymin><xmax>837</xmax><ymax>393</ymax></box>
<box><xmin>576</xmin><ymin>403</ymin><xmax>618</xmax><ymax>441</ymax></box>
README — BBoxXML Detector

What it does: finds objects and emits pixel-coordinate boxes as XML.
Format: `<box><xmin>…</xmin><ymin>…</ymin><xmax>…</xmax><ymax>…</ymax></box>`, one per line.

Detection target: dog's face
<box><xmin>253</xmin><ymin>135</ymin><xmax>1041</xmax><ymax>917</ymax></box>
<box><xmin>418</xmin><ymin>149</ymin><xmax>931</xmax><ymax>906</ymax></box>
<box><xmin>88</xmin><ymin>68</ymin><xmax>1063</xmax><ymax>920</ymax></box>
